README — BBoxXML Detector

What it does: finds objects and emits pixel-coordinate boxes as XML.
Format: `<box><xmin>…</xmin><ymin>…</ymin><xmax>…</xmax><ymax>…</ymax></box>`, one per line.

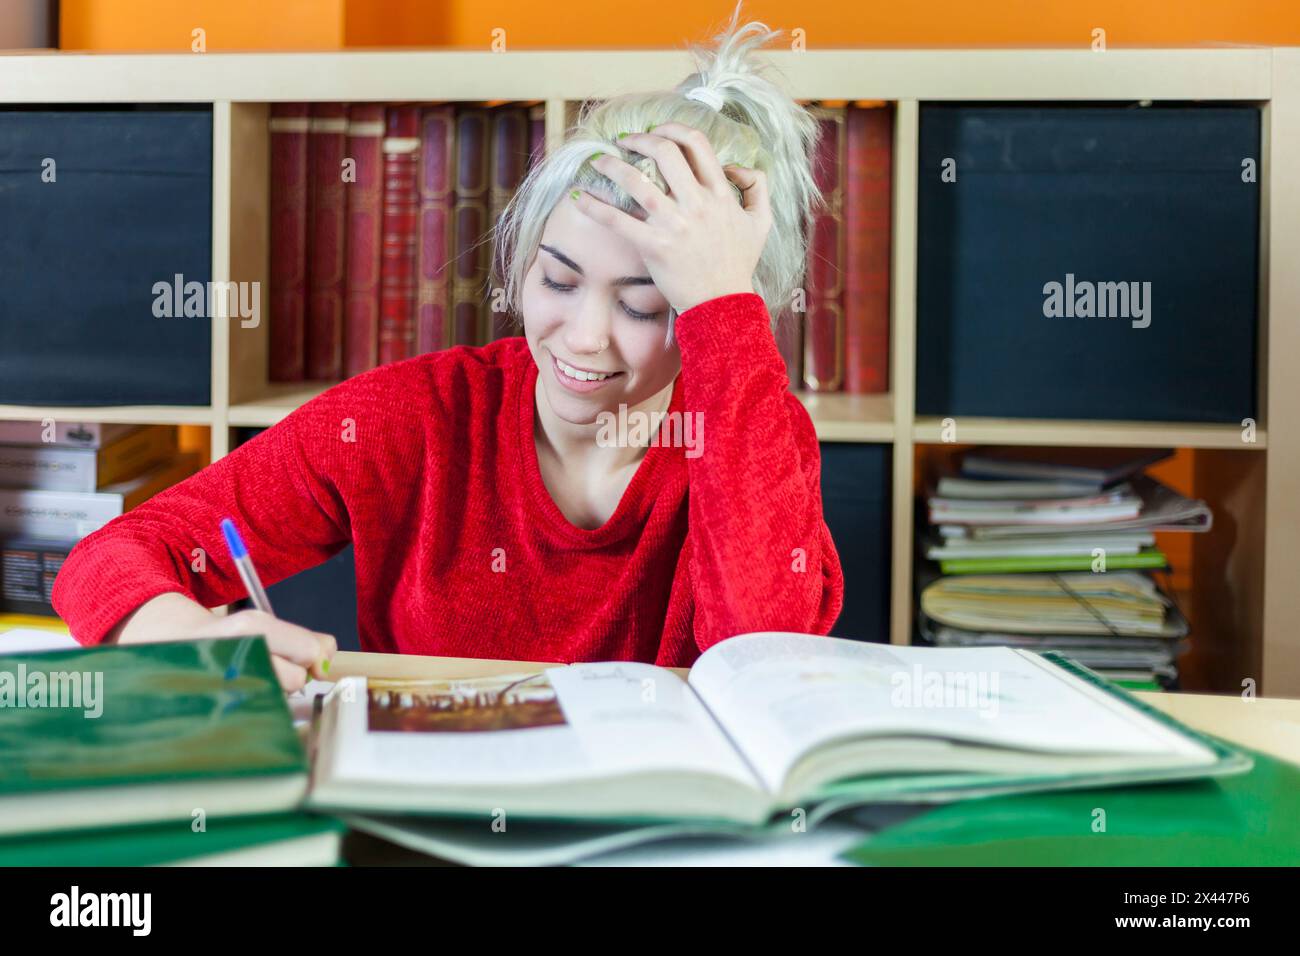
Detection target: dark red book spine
<box><xmin>844</xmin><ymin>105</ymin><xmax>893</xmax><ymax>394</ymax></box>
<box><xmin>488</xmin><ymin>107</ymin><xmax>530</xmax><ymax>340</ymax></box>
<box><xmin>528</xmin><ymin>103</ymin><xmax>546</xmax><ymax>171</ymax></box>
<box><xmin>415</xmin><ymin>106</ymin><xmax>455</xmax><ymax>355</ymax></box>
<box><xmin>452</xmin><ymin>108</ymin><xmax>490</xmax><ymax>346</ymax></box>
<box><xmin>803</xmin><ymin>107</ymin><xmax>845</xmax><ymax>392</ymax></box>
<box><xmin>378</xmin><ymin>106</ymin><xmax>422</xmax><ymax>366</ymax></box>
<box><xmin>268</xmin><ymin>103</ymin><xmax>310</xmax><ymax>382</ymax></box>
<box><xmin>306</xmin><ymin>103</ymin><xmax>348</xmax><ymax>381</ymax></box>
<box><xmin>344</xmin><ymin>104</ymin><xmax>385</xmax><ymax>378</ymax></box>
<box><xmin>776</xmin><ymin>310</ymin><xmax>803</xmax><ymax>390</ymax></box>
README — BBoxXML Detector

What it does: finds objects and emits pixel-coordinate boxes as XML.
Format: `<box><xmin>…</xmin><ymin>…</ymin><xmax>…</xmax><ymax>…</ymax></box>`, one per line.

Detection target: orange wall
<box><xmin>60</xmin><ymin>0</ymin><xmax>343</xmax><ymax>51</ymax></box>
<box><xmin>61</xmin><ymin>0</ymin><xmax>1300</xmax><ymax>51</ymax></box>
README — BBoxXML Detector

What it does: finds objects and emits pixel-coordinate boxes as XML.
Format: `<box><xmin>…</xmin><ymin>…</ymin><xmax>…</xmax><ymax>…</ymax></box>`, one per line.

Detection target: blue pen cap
<box><xmin>221</xmin><ymin>518</ymin><xmax>248</xmax><ymax>560</ymax></box>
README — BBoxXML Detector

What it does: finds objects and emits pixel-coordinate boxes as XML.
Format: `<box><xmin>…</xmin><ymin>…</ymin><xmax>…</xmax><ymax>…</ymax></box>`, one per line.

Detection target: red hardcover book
<box><xmin>528</xmin><ymin>103</ymin><xmax>546</xmax><ymax>171</ymax></box>
<box><xmin>802</xmin><ymin>106</ymin><xmax>846</xmax><ymax>392</ymax></box>
<box><xmin>268</xmin><ymin>103</ymin><xmax>310</xmax><ymax>382</ymax></box>
<box><xmin>488</xmin><ymin>107</ymin><xmax>530</xmax><ymax>340</ymax></box>
<box><xmin>844</xmin><ymin>105</ymin><xmax>893</xmax><ymax>394</ymax></box>
<box><xmin>415</xmin><ymin>106</ymin><xmax>454</xmax><ymax>356</ymax></box>
<box><xmin>306</xmin><ymin>103</ymin><xmax>349</xmax><ymax>381</ymax></box>
<box><xmin>776</xmin><ymin>309</ymin><xmax>803</xmax><ymax>391</ymax></box>
<box><xmin>378</xmin><ymin>106</ymin><xmax>422</xmax><ymax>366</ymax></box>
<box><xmin>343</xmin><ymin>104</ymin><xmax>386</xmax><ymax>378</ymax></box>
<box><xmin>452</xmin><ymin>108</ymin><xmax>491</xmax><ymax>346</ymax></box>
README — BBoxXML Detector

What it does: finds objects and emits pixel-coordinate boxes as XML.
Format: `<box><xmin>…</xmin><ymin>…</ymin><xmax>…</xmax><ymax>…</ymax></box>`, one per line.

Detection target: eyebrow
<box><xmin>540</xmin><ymin>244</ymin><xmax>655</xmax><ymax>287</ymax></box>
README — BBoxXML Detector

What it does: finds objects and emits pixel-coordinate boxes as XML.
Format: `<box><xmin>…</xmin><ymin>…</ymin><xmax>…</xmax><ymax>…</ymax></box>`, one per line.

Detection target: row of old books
<box><xmin>914</xmin><ymin>447</ymin><xmax>1214</xmax><ymax>690</ymax></box>
<box><xmin>0</xmin><ymin>421</ymin><xmax>200</xmax><ymax>617</ymax></box>
<box><xmin>268</xmin><ymin>101</ymin><xmax>544</xmax><ymax>383</ymax></box>
<box><xmin>266</xmin><ymin>100</ymin><xmax>894</xmax><ymax>393</ymax></box>
<box><xmin>784</xmin><ymin>103</ymin><xmax>893</xmax><ymax>394</ymax></box>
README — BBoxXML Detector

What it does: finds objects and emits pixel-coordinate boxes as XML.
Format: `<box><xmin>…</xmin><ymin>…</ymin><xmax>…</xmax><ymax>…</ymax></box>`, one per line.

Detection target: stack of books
<box><xmin>0</xmin><ymin>637</ymin><xmax>342</xmax><ymax>865</ymax></box>
<box><xmin>916</xmin><ymin>448</ymin><xmax>1213</xmax><ymax>689</ymax></box>
<box><xmin>0</xmin><ymin>421</ymin><xmax>201</xmax><ymax>619</ymax></box>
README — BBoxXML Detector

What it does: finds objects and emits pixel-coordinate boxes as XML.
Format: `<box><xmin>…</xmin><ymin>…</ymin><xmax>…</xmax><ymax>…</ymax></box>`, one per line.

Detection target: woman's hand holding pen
<box><xmin>103</xmin><ymin>591</ymin><xmax>337</xmax><ymax>694</ymax></box>
<box><xmin>189</xmin><ymin>608</ymin><xmax>336</xmax><ymax>693</ymax></box>
<box><xmin>216</xmin><ymin>518</ymin><xmax>336</xmax><ymax>693</ymax></box>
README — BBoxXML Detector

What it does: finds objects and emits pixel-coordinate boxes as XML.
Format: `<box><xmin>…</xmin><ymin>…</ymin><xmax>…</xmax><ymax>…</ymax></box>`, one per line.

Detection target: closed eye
<box><xmin>541</xmin><ymin>274</ymin><xmax>662</xmax><ymax>321</ymax></box>
<box><xmin>540</xmin><ymin>275</ymin><xmax>575</xmax><ymax>293</ymax></box>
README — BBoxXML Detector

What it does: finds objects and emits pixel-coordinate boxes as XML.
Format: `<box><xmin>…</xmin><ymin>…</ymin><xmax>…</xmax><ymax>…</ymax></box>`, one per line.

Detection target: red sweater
<box><xmin>52</xmin><ymin>292</ymin><xmax>844</xmax><ymax>667</ymax></box>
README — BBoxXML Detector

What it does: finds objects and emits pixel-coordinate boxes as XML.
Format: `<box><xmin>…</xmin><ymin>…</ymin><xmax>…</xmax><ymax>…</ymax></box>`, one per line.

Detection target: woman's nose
<box><xmin>564</xmin><ymin>298</ymin><xmax>614</xmax><ymax>355</ymax></box>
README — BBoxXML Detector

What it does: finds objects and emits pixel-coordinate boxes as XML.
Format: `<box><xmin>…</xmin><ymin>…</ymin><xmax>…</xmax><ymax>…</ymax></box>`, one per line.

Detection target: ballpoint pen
<box><xmin>220</xmin><ymin>517</ymin><xmax>295</xmax><ymax>682</ymax></box>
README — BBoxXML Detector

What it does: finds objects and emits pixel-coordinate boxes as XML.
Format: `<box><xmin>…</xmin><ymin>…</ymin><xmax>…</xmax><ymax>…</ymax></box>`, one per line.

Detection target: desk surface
<box><xmin>328</xmin><ymin>650</ymin><xmax>1300</xmax><ymax>767</ymax></box>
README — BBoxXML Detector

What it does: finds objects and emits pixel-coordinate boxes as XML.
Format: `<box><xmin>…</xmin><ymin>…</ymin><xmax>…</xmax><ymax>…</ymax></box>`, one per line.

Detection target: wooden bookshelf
<box><xmin>1</xmin><ymin>47</ymin><xmax>1296</xmax><ymax>694</ymax></box>
<box><xmin>911</xmin><ymin>417</ymin><xmax>1267</xmax><ymax>450</ymax></box>
<box><xmin>0</xmin><ymin>404</ymin><xmax>215</xmax><ymax>426</ymax></box>
<box><xmin>228</xmin><ymin>384</ymin><xmax>333</xmax><ymax>428</ymax></box>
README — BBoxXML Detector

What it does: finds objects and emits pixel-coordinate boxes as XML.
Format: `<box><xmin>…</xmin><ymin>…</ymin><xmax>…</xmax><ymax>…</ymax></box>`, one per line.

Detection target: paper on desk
<box><xmin>0</xmin><ymin>628</ymin><xmax>80</xmax><ymax>655</ymax></box>
<box><xmin>575</xmin><ymin>820</ymin><xmax>866</xmax><ymax>866</ymax></box>
<box><xmin>573</xmin><ymin>804</ymin><xmax>925</xmax><ymax>867</ymax></box>
<box><xmin>292</xmin><ymin>679</ymin><xmax>336</xmax><ymax>726</ymax></box>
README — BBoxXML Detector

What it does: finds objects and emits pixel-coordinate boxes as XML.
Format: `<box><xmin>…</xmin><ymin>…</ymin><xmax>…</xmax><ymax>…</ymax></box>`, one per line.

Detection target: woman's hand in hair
<box><xmin>573</xmin><ymin>123</ymin><xmax>772</xmax><ymax>315</ymax></box>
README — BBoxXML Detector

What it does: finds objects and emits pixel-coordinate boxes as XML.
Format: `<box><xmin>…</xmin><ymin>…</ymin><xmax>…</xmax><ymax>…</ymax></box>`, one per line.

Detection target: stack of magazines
<box><xmin>917</xmin><ymin>447</ymin><xmax>1213</xmax><ymax>690</ymax></box>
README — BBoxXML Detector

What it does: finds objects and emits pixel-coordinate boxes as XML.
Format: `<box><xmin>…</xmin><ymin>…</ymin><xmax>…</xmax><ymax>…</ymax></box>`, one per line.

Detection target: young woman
<box><xmin>51</xmin><ymin>11</ymin><xmax>845</xmax><ymax>691</ymax></box>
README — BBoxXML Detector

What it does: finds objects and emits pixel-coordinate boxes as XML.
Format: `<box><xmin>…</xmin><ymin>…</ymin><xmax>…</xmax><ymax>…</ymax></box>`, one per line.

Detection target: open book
<box><xmin>307</xmin><ymin>633</ymin><xmax>1249</xmax><ymax>827</ymax></box>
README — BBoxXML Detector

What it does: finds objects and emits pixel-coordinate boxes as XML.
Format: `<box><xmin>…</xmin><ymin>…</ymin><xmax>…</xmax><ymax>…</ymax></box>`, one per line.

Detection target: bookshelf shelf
<box><xmin>798</xmin><ymin>392</ymin><xmax>894</xmax><ymax>442</ymax></box>
<box><xmin>0</xmin><ymin>404</ymin><xmax>215</xmax><ymax>426</ymax></box>
<box><xmin>911</xmin><ymin>417</ymin><xmax>1266</xmax><ymax>451</ymax></box>
<box><xmin>4</xmin><ymin>47</ymin><xmax>1297</xmax><ymax>695</ymax></box>
<box><xmin>228</xmin><ymin>383</ymin><xmax>334</xmax><ymax>428</ymax></box>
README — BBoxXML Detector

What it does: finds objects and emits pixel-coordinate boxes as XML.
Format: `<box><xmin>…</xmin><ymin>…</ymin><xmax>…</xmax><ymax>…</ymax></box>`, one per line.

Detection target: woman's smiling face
<box><xmin>521</xmin><ymin>196</ymin><xmax>681</xmax><ymax>425</ymax></box>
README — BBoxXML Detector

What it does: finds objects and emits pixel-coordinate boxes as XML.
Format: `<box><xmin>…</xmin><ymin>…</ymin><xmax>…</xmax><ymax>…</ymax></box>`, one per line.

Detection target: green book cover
<box><xmin>840</xmin><ymin>747</ymin><xmax>1300</xmax><ymax>867</ymax></box>
<box><xmin>0</xmin><ymin>812</ymin><xmax>344</xmax><ymax>867</ymax></box>
<box><xmin>0</xmin><ymin>636</ymin><xmax>306</xmax><ymax>830</ymax></box>
<box><xmin>1111</xmin><ymin>678</ymin><xmax>1163</xmax><ymax>691</ymax></box>
<box><xmin>939</xmin><ymin>548</ymin><xmax>1168</xmax><ymax>575</ymax></box>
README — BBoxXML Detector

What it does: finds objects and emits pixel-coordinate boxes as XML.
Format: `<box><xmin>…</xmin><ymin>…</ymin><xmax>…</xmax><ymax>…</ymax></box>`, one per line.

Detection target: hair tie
<box><xmin>685</xmin><ymin>85</ymin><xmax>726</xmax><ymax>111</ymax></box>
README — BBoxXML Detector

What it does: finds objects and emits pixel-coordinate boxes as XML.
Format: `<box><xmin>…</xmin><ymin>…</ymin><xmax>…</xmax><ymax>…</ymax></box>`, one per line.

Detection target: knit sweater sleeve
<box><xmin>50</xmin><ymin>374</ymin><xmax>381</xmax><ymax>646</ymax></box>
<box><xmin>672</xmin><ymin>292</ymin><xmax>846</xmax><ymax>652</ymax></box>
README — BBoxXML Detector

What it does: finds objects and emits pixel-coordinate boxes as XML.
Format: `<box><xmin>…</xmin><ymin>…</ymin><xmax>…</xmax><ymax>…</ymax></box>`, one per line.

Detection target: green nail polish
<box><xmin>321</xmin><ymin>658</ymin><xmax>330</xmax><ymax>674</ymax></box>
<box><xmin>646</xmin><ymin>125</ymin><xmax>656</xmax><ymax>132</ymax></box>
<box><xmin>570</xmin><ymin>188</ymin><xmax>580</xmax><ymax>200</ymax></box>
<box><xmin>588</xmin><ymin>151</ymin><xmax>603</xmax><ymax>163</ymax></box>
<box><xmin>616</xmin><ymin>131</ymin><xmax>630</xmax><ymax>139</ymax></box>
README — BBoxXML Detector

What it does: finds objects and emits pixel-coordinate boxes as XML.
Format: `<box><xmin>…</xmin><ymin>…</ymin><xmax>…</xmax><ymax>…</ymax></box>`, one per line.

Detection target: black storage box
<box><xmin>916</xmin><ymin>103</ymin><xmax>1260</xmax><ymax>423</ymax></box>
<box><xmin>819</xmin><ymin>442</ymin><xmax>892</xmax><ymax>643</ymax></box>
<box><xmin>256</xmin><ymin>544</ymin><xmax>362</xmax><ymax>653</ymax></box>
<box><xmin>0</xmin><ymin>106</ymin><xmax>213</xmax><ymax>405</ymax></box>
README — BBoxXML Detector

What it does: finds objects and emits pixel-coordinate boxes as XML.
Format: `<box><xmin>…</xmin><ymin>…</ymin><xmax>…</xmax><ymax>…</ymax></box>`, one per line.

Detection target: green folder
<box><xmin>0</xmin><ymin>813</ymin><xmax>345</xmax><ymax>866</ymax></box>
<box><xmin>840</xmin><ymin>746</ymin><xmax>1300</xmax><ymax>866</ymax></box>
<box><xmin>938</xmin><ymin>548</ymin><xmax>1168</xmax><ymax>575</ymax></box>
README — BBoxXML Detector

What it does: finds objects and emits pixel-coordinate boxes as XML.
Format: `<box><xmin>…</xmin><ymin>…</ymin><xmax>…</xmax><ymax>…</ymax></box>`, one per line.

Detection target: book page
<box><xmin>686</xmin><ymin>633</ymin><xmax>1212</xmax><ymax>793</ymax></box>
<box><xmin>326</xmin><ymin>662</ymin><xmax>759</xmax><ymax>790</ymax></box>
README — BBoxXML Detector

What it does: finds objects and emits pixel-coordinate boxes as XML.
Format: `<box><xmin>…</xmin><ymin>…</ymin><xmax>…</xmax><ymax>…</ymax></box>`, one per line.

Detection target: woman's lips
<box><xmin>551</xmin><ymin>353</ymin><xmax>623</xmax><ymax>394</ymax></box>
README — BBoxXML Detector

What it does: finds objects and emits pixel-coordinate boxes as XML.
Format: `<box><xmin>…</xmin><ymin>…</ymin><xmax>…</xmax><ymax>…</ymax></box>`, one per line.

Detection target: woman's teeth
<box><xmin>557</xmin><ymin>358</ymin><xmax>613</xmax><ymax>381</ymax></box>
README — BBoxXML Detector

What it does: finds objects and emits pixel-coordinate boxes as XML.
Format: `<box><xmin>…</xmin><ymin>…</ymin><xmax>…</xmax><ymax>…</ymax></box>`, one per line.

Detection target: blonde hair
<box><xmin>490</xmin><ymin>1</ymin><xmax>823</xmax><ymax>342</ymax></box>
